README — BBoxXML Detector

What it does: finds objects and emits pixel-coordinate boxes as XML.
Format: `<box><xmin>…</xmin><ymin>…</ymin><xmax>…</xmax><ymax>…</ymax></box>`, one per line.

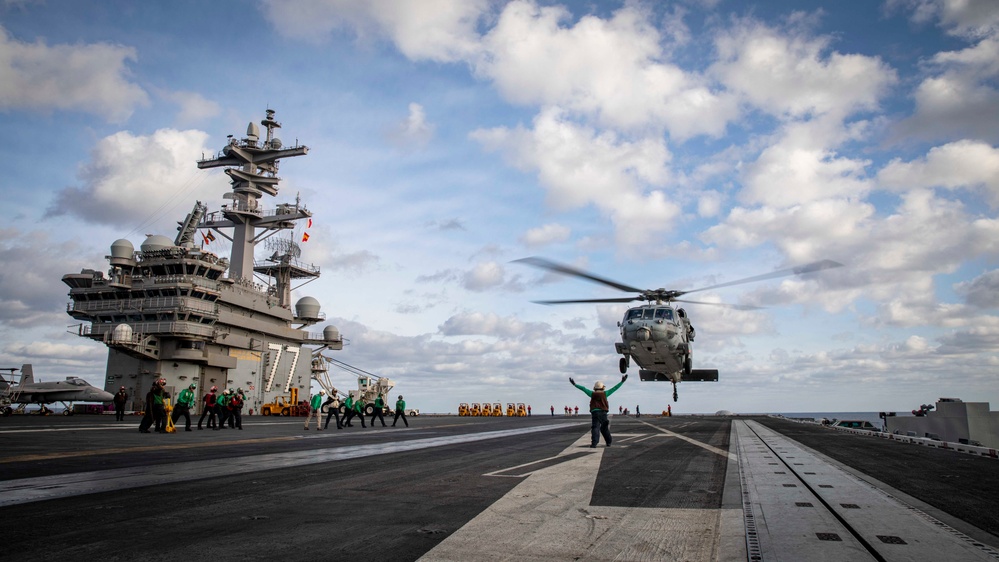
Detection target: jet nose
<box><xmin>97</xmin><ymin>390</ymin><xmax>115</xmax><ymax>402</ymax></box>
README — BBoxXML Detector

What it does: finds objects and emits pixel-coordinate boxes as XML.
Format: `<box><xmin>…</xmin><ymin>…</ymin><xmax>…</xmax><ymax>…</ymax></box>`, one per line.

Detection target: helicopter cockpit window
<box><xmin>654</xmin><ymin>308</ymin><xmax>673</xmax><ymax>321</ymax></box>
<box><xmin>642</xmin><ymin>309</ymin><xmax>655</xmax><ymax>320</ymax></box>
<box><xmin>626</xmin><ymin>309</ymin><xmax>644</xmax><ymax>320</ymax></box>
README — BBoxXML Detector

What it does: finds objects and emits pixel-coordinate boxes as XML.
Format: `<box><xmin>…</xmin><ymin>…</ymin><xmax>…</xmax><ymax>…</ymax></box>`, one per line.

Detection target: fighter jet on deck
<box><xmin>0</xmin><ymin>364</ymin><xmax>114</xmax><ymax>416</ymax></box>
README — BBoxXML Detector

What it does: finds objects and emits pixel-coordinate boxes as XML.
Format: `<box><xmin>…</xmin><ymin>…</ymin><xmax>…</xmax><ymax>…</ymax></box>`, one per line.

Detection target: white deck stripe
<box><xmin>0</xmin><ymin>423</ymin><xmax>578</xmax><ymax>507</ymax></box>
<box><xmin>638</xmin><ymin>419</ymin><xmax>737</xmax><ymax>461</ymax></box>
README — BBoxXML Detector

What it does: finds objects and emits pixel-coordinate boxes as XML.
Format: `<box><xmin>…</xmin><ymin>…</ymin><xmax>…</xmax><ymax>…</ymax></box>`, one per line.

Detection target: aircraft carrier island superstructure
<box><xmin>62</xmin><ymin>110</ymin><xmax>342</xmax><ymax>413</ymax></box>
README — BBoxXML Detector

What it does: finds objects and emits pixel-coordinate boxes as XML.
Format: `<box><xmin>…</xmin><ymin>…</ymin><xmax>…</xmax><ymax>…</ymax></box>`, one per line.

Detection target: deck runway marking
<box><xmin>637</xmin><ymin>419</ymin><xmax>737</xmax><ymax>461</ymax></box>
<box><xmin>0</xmin><ymin>422</ymin><xmax>569</xmax><ymax>464</ymax></box>
<box><xmin>0</xmin><ymin>420</ymin><xmax>324</xmax><ymax>435</ymax></box>
<box><xmin>0</xmin><ymin>435</ymin><xmax>306</xmax><ymax>464</ymax></box>
<box><xmin>484</xmin><ymin>450</ymin><xmax>597</xmax><ymax>478</ymax></box>
<box><xmin>0</xmin><ymin>426</ymin><xmax>136</xmax><ymax>434</ymax></box>
<box><xmin>0</xmin><ymin>423</ymin><xmax>580</xmax><ymax>507</ymax></box>
<box><xmin>420</xmin><ymin>430</ymin><xmax>744</xmax><ymax>562</ymax></box>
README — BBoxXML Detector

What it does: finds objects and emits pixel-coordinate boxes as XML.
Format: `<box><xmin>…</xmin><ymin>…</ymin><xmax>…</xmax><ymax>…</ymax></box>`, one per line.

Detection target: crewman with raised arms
<box><xmin>570</xmin><ymin>374</ymin><xmax>627</xmax><ymax>448</ymax></box>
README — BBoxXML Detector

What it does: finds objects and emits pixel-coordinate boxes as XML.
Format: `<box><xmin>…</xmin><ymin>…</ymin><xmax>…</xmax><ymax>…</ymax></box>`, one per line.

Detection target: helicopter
<box><xmin>515</xmin><ymin>257</ymin><xmax>843</xmax><ymax>402</ymax></box>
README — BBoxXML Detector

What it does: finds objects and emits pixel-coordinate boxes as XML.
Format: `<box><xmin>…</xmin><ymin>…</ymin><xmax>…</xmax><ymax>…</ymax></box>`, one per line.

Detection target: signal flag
<box><xmin>302</xmin><ymin>232</ymin><xmax>310</xmax><ymax>242</ymax></box>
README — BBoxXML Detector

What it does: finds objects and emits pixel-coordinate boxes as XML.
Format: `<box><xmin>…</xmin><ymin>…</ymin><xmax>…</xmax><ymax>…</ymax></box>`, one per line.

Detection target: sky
<box><xmin>1</xmin><ymin>0</ymin><xmax>998</xmax><ymax>415</ymax></box>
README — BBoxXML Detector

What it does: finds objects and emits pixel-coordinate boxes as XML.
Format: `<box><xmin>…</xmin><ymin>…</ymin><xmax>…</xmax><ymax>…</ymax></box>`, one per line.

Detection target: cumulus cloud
<box><xmin>160</xmin><ymin>90</ymin><xmax>221</xmax><ymax>125</ymax></box>
<box><xmin>47</xmin><ymin>128</ymin><xmax>228</xmax><ymax>226</ymax></box>
<box><xmin>463</xmin><ymin>261</ymin><xmax>506</xmax><ymax>291</ymax></box>
<box><xmin>388</xmin><ymin>102</ymin><xmax>435</xmax><ymax>148</ymax></box>
<box><xmin>0</xmin><ymin>228</ymin><xmax>98</xmax><ymax>328</ymax></box>
<box><xmin>891</xmin><ymin>0</ymin><xmax>999</xmax><ymax>38</ymax></box>
<box><xmin>263</xmin><ymin>1</ymin><xmax>739</xmax><ymax>140</ymax></box>
<box><xmin>711</xmin><ymin>18</ymin><xmax>896</xmax><ymax>119</ymax></box>
<box><xmin>705</xmin><ymin>189</ymin><xmax>999</xmax><ymax>314</ymax></box>
<box><xmin>697</xmin><ymin>190</ymin><xmax>724</xmax><ymax>218</ymax></box>
<box><xmin>877</xmin><ymin>140</ymin><xmax>999</xmax><ymax>206</ymax></box>
<box><xmin>424</xmin><ymin>218</ymin><xmax>466</xmax><ymax>232</ymax></box>
<box><xmin>438</xmin><ymin>311</ymin><xmax>553</xmax><ymax>340</ymax></box>
<box><xmin>476</xmin><ymin>1</ymin><xmax>738</xmax><ymax>139</ymax></box>
<box><xmin>955</xmin><ymin>270</ymin><xmax>999</xmax><ymax>308</ymax></box>
<box><xmin>520</xmin><ymin>223</ymin><xmax>571</xmax><ymax>247</ymax></box>
<box><xmin>891</xmin><ymin>34</ymin><xmax>999</xmax><ymax>142</ymax></box>
<box><xmin>739</xmin><ymin>117</ymin><xmax>874</xmax><ymax>207</ymax></box>
<box><xmin>472</xmin><ymin>107</ymin><xmax>679</xmax><ymax>248</ymax></box>
<box><xmin>260</xmin><ymin>0</ymin><xmax>488</xmax><ymax>61</ymax></box>
<box><xmin>0</xmin><ymin>25</ymin><xmax>148</xmax><ymax>122</ymax></box>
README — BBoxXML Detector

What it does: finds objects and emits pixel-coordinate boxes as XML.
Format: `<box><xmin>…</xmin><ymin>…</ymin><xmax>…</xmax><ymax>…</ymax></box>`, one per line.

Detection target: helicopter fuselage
<box><xmin>615</xmin><ymin>304</ymin><xmax>692</xmax><ymax>383</ymax></box>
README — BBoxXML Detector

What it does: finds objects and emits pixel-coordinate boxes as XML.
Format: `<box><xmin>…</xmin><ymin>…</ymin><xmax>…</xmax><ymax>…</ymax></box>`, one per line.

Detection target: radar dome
<box><xmin>296</xmin><ymin>296</ymin><xmax>321</xmax><ymax>319</ymax></box>
<box><xmin>112</xmin><ymin>324</ymin><xmax>133</xmax><ymax>343</ymax></box>
<box><xmin>110</xmin><ymin>239</ymin><xmax>134</xmax><ymax>259</ymax></box>
<box><xmin>323</xmin><ymin>325</ymin><xmax>341</xmax><ymax>342</ymax></box>
<box><xmin>141</xmin><ymin>234</ymin><xmax>175</xmax><ymax>253</ymax></box>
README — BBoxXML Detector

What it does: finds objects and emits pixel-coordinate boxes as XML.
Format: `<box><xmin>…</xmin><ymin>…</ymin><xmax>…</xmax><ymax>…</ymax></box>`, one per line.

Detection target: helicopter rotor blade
<box><xmin>672</xmin><ymin>299</ymin><xmax>763</xmax><ymax>311</ymax></box>
<box><xmin>679</xmin><ymin>259</ymin><xmax>843</xmax><ymax>296</ymax></box>
<box><xmin>513</xmin><ymin>257</ymin><xmax>645</xmax><ymax>293</ymax></box>
<box><xmin>533</xmin><ymin>297</ymin><xmax>641</xmax><ymax>305</ymax></box>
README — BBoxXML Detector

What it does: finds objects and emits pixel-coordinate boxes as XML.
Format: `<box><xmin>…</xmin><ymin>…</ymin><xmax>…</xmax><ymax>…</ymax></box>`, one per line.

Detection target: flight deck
<box><xmin>1</xmin><ymin>415</ymin><xmax>997</xmax><ymax>561</ymax></box>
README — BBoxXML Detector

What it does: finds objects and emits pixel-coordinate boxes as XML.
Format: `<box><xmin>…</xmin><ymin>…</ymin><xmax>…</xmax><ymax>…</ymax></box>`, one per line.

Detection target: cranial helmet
<box><xmin>593</xmin><ymin>381</ymin><xmax>605</xmax><ymax>390</ymax></box>
<box><xmin>320</xmin><ymin>389</ymin><xmax>326</xmax><ymax>395</ymax></box>
<box><xmin>120</xmin><ymin>386</ymin><xmax>125</xmax><ymax>390</ymax></box>
<box><xmin>211</xmin><ymin>385</ymin><xmax>218</xmax><ymax>392</ymax></box>
<box><xmin>189</xmin><ymin>383</ymin><xmax>196</xmax><ymax>389</ymax></box>
<box><xmin>157</xmin><ymin>378</ymin><xmax>167</xmax><ymax>386</ymax></box>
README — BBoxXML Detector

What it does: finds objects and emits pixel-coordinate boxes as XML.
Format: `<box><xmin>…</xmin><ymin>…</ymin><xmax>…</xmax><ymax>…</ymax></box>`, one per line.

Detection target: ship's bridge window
<box><xmin>654</xmin><ymin>308</ymin><xmax>673</xmax><ymax>321</ymax></box>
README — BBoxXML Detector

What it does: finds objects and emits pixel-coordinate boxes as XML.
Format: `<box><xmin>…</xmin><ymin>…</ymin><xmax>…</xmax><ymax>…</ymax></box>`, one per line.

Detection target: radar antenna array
<box><xmin>265</xmin><ymin>237</ymin><xmax>302</xmax><ymax>259</ymax></box>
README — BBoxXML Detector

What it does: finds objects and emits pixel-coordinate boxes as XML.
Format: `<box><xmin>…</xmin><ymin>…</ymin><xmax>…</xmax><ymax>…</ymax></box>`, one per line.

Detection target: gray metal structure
<box><xmin>63</xmin><ymin>110</ymin><xmax>342</xmax><ymax>414</ymax></box>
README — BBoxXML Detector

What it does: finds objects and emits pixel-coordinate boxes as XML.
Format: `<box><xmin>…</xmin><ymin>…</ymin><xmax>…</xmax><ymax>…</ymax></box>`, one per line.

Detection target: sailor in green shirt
<box><xmin>217</xmin><ymin>389</ymin><xmax>231</xmax><ymax>429</ymax></box>
<box><xmin>369</xmin><ymin>394</ymin><xmax>387</xmax><ymax>427</ymax></box>
<box><xmin>352</xmin><ymin>395</ymin><xmax>367</xmax><ymax>428</ymax></box>
<box><xmin>571</xmin><ymin>374</ymin><xmax>627</xmax><ymax>447</ymax></box>
<box><xmin>304</xmin><ymin>389</ymin><xmax>325</xmax><ymax>430</ymax></box>
<box><xmin>392</xmin><ymin>395</ymin><xmax>409</xmax><ymax>427</ymax></box>
<box><xmin>171</xmin><ymin>383</ymin><xmax>196</xmax><ymax>432</ymax></box>
<box><xmin>343</xmin><ymin>394</ymin><xmax>356</xmax><ymax>427</ymax></box>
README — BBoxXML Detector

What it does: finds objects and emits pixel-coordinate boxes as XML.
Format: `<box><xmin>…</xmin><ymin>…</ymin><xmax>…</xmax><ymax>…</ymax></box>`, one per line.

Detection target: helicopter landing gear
<box><xmin>672</xmin><ymin>382</ymin><xmax>678</xmax><ymax>402</ymax></box>
<box><xmin>619</xmin><ymin>356</ymin><xmax>629</xmax><ymax>374</ymax></box>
